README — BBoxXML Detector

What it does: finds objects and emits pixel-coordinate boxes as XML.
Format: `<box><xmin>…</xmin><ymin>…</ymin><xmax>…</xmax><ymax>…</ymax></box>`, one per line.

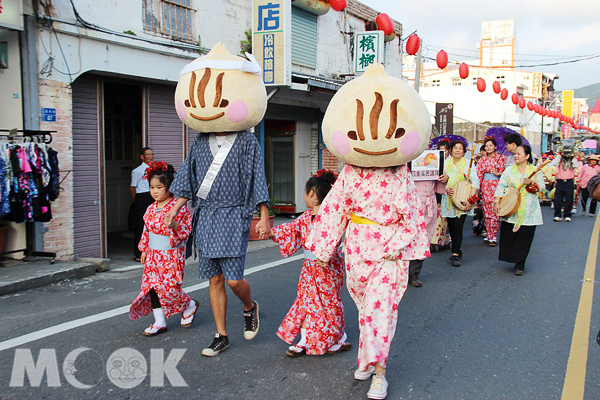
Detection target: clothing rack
<box><xmin>0</xmin><ymin>129</ymin><xmax>57</xmax><ymax>262</ymax></box>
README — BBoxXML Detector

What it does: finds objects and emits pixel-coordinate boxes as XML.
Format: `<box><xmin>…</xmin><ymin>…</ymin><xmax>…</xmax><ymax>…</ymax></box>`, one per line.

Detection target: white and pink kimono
<box><xmin>307</xmin><ymin>164</ymin><xmax>430</xmax><ymax>371</ymax></box>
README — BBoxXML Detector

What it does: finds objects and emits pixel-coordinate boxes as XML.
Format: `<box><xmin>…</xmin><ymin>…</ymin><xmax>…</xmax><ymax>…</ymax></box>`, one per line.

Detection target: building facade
<box><xmin>0</xmin><ymin>0</ymin><xmax>403</xmax><ymax>260</ymax></box>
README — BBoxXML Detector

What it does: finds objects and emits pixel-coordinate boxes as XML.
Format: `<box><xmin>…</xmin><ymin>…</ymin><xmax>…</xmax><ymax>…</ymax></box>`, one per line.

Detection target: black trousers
<box><xmin>554</xmin><ymin>179</ymin><xmax>574</xmax><ymax>218</ymax></box>
<box><xmin>498</xmin><ymin>221</ymin><xmax>536</xmax><ymax>270</ymax></box>
<box><xmin>446</xmin><ymin>214</ymin><xmax>467</xmax><ymax>255</ymax></box>
<box><xmin>409</xmin><ymin>259</ymin><xmax>424</xmax><ymax>277</ymax></box>
<box><xmin>134</xmin><ymin>192</ymin><xmax>154</xmax><ymax>258</ymax></box>
<box><xmin>581</xmin><ymin>187</ymin><xmax>598</xmax><ymax>215</ymax></box>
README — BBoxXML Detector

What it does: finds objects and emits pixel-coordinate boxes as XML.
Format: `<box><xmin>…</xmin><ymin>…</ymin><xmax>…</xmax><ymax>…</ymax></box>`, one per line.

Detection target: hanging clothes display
<box><xmin>0</xmin><ymin>138</ymin><xmax>60</xmax><ymax>223</ymax></box>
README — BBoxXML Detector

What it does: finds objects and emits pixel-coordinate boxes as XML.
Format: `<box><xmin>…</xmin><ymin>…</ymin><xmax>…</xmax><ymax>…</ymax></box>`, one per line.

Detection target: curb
<box><xmin>0</xmin><ymin>262</ymin><xmax>97</xmax><ymax>297</ymax></box>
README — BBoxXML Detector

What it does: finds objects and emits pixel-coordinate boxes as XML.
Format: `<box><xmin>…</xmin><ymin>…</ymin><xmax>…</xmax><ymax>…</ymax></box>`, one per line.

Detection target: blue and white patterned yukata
<box><xmin>170</xmin><ymin>130</ymin><xmax>269</xmax><ymax>280</ymax></box>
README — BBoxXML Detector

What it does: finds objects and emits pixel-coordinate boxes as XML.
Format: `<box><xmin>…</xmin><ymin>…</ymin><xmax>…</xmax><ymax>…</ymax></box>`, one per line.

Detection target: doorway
<box><xmin>103</xmin><ymin>81</ymin><xmax>143</xmax><ymax>260</ymax></box>
<box><xmin>264</xmin><ymin>120</ymin><xmax>295</xmax><ymax>206</ymax></box>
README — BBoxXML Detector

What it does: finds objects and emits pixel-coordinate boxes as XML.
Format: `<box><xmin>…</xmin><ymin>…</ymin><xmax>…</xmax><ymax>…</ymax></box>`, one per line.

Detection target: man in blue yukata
<box><xmin>165</xmin><ymin>43</ymin><xmax>270</xmax><ymax>357</ymax></box>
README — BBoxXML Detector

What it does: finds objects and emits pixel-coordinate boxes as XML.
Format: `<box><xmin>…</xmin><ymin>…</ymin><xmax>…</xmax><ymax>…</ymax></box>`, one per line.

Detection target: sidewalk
<box><xmin>0</xmin><ymin>215</ymin><xmax>294</xmax><ymax>296</ymax></box>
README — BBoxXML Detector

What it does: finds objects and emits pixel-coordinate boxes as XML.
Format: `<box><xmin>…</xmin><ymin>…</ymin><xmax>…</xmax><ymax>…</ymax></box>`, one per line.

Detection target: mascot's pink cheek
<box><xmin>331</xmin><ymin>130</ymin><xmax>351</xmax><ymax>155</ymax></box>
<box><xmin>400</xmin><ymin>130</ymin><xmax>421</xmax><ymax>156</ymax></box>
<box><xmin>227</xmin><ymin>101</ymin><xmax>249</xmax><ymax>123</ymax></box>
<box><xmin>176</xmin><ymin>99</ymin><xmax>188</xmax><ymax>122</ymax></box>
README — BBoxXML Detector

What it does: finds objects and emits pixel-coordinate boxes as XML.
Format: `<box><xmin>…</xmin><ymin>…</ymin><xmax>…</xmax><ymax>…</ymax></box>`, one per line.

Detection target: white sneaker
<box><xmin>354</xmin><ymin>365</ymin><xmax>375</xmax><ymax>380</ymax></box>
<box><xmin>553</xmin><ymin>217</ymin><xmax>562</xmax><ymax>222</ymax></box>
<box><xmin>565</xmin><ymin>217</ymin><xmax>572</xmax><ymax>222</ymax></box>
<box><xmin>367</xmin><ymin>372</ymin><xmax>388</xmax><ymax>399</ymax></box>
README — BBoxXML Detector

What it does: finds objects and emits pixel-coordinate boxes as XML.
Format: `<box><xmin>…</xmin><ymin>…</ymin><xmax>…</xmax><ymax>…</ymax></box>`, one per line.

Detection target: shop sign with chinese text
<box><xmin>354</xmin><ymin>31</ymin><xmax>384</xmax><ymax>74</ymax></box>
<box><xmin>252</xmin><ymin>0</ymin><xmax>291</xmax><ymax>86</ymax></box>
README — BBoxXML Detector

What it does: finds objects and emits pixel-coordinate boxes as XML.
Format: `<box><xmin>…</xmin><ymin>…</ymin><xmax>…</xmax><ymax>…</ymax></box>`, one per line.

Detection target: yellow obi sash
<box><xmin>350</xmin><ymin>213</ymin><xmax>379</xmax><ymax>225</ymax></box>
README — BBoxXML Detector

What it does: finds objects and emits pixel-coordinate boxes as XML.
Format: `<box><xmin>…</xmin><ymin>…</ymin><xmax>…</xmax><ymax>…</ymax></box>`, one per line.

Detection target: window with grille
<box><xmin>144</xmin><ymin>0</ymin><xmax>195</xmax><ymax>41</ymax></box>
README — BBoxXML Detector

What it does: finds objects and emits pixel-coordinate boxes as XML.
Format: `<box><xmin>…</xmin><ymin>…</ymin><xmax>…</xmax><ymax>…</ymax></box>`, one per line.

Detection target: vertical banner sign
<box><xmin>531</xmin><ymin>72</ymin><xmax>542</xmax><ymax>97</ymax></box>
<box><xmin>252</xmin><ymin>0</ymin><xmax>291</xmax><ymax>86</ymax></box>
<box><xmin>435</xmin><ymin>103</ymin><xmax>454</xmax><ymax>135</ymax></box>
<box><xmin>562</xmin><ymin>90</ymin><xmax>574</xmax><ymax>118</ymax></box>
<box><xmin>354</xmin><ymin>31</ymin><xmax>384</xmax><ymax>74</ymax></box>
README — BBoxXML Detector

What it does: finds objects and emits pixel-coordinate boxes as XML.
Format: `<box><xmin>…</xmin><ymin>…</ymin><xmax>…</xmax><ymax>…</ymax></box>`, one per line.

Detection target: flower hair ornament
<box><xmin>143</xmin><ymin>161</ymin><xmax>170</xmax><ymax>180</ymax></box>
<box><xmin>312</xmin><ymin>169</ymin><xmax>338</xmax><ymax>185</ymax></box>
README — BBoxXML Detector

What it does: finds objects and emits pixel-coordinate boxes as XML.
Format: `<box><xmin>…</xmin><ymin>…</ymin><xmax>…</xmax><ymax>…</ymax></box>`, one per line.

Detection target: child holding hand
<box><xmin>129</xmin><ymin>162</ymin><xmax>198</xmax><ymax>336</ymax></box>
<box><xmin>264</xmin><ymin>170</ymin><xmax>349</xmax><ymax>356</ymax></box>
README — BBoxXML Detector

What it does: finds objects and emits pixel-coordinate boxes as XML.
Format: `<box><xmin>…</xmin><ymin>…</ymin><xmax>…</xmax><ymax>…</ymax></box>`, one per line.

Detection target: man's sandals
<box><xmin>181</xmin><ymin>299</ymin><xmax>199</xmax><ymax>328</ymax></box>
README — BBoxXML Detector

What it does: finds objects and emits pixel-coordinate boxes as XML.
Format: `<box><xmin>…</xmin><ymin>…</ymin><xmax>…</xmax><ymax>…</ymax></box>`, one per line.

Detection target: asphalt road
<box><xmin>0</xmin><ymin>206</ymin><xmax>599</xmax><ymax>400</ymax></box>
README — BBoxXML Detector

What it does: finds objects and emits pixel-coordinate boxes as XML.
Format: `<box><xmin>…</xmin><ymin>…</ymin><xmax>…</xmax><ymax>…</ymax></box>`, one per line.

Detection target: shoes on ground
<box><xmin>553</xmin><ymin>217</ymin><xmax>562</xmax><ymax>222</ymax></box>
<box><xmin>565</xmin><ymin>217</ymin><xmax>572</xmax><ymax>222</ymax></box>
<box><xmin>450</xmin><ymin>255</ymin><xmax>461</xmax><ymax>267</ymax></box>
<box><xmin>143</xmin><ymin>324</ymin><xmax>167</xmax><ymax>337</ymax></box>
<box><xmin>409</xmin><ymin>275</ymin><xmax>423</xmax><ymax>287</ymax></box>
<box><xmin>488</xmin><ymin>241</ymin><xmax>497</xmax><ymax>247</ymax></box>
<box><xmin>285</xmin><ymin>344</ymin><xmax>306</xmax><ymax>357</ymax></box>
<box><xmin>354</xmin><ymin>365</ymin><xmax>375</xmax><ymax>381</ymax></box>
<box><xmin>367</xmin><ymin>372</ymin><xmax>388</xmax><ymax>400</ymax></box>
<box><xmin>514</xmin><ymin>269</ymin><xmax>524</xmax><ymax>276</ymax></box>
<box><xmin>202</xmin><ymin>333</ymin><xmax>230</xmax><ymax>357</ymax></box>
<box><xmin>181</xmin><ymin>299</ymin><xmax>199</xmax><ymax>327</ymax></box>
<box><xmin>243</xmin><ymin>301</ymin><xmax>260</xmax><ymax>340</ymax></box>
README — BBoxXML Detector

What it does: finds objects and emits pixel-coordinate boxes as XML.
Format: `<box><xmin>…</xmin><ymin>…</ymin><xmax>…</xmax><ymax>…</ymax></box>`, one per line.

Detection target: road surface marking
<box><xmin>0</xmin><ymin>254</ymin><xmax>304</xmax><ymax>352</ymax></box>
<box><xmin>561</xmin><ymin>213</ymin><xmax>600</xmax><ymax>400</ymax></box>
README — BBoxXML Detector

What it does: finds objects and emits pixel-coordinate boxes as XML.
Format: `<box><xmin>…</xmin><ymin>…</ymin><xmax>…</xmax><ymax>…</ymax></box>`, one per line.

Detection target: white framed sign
<box><xmin>354</xmin><ymin>31</ymin><xmax>384</xmax><ymax>74</ymax></box>
<box><xmin>409</xmin><ymin>150</ymin><xmax>445</xmax><ymax>181</ymax></box>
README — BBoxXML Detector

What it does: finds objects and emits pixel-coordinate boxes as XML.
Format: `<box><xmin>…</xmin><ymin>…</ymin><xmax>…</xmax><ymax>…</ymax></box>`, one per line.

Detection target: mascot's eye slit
<box><xmin>395</xmin><ymin>127</ymin><xmax>405</xmax><ymax>138</ymax></box>
<box><xmin>219</xmin><ymin>99</ymin><xmax>229</xmax><ymax>108</ymax></box>
<box><xmin>347</xmin><ymin>131</ymin><xmax>358</xmax><ymax>140</ymax></box>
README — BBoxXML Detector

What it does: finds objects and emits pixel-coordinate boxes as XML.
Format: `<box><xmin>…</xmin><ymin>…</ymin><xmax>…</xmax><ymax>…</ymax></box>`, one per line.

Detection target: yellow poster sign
<box><xmin>562</xmin><ymin>90</ymin><xmax>574</xmax><ymax>118</ymax></box>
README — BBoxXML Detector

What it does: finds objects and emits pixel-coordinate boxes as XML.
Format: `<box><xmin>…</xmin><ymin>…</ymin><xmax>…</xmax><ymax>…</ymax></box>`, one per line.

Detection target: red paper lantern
<box><xmin>376</xmin><ymin>13</ymin><xmax>394</xmax><ymax>36</ymax></box>
<box><xmin>405</xmin><ymin>34</ymin><xmax>420</xmax><ymax>55</ymax></box>
<box><xmin>511</xmin><ymin>93</ymin><xmax>519</xmax><ymax>105</ymax></box>
<box><xmin>500</xmin><ymin>88</ymin><xmax>508</xmax><ymax>100</ymax></box>
<box><xmin>492</xmin><ymin>81</ymin><xmax>501</xmax><ymax>94</ymax></box>
<box><xmin>519</xmin><ymin>98</ymin><xmax>526</xmax><ymax>109</ymax></box>
<box><xmin>329</xmin><ymin>0</ymin><xmax>347</xmax><ymax>11</ymax></box>
<box><xmin>476</xmin><ymin>78</ymin><xmax>486</xmax><ymax>92</ymax></box>
<box><xmin>527</xmin><ymin>101</ymin><xmax>534</xmax><ymax>111</ymax></box>
<box><xmin>436</xmin><ymin>50</ymin><xmax>448</xmax><ymax>69</ymax></box>
<box><xmin>542</xmin><ymin>108</ymin><xmax>548</xmax><ymax>117</ymax></box>
<box><xmin>459</xmin><ymin>63</ymin><xmax>469</xmax><ymax>79</ymax></box>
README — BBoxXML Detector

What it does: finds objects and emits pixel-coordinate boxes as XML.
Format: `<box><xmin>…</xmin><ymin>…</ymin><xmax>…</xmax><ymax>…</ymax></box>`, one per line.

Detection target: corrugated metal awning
<box><xmin>292</xmin><ymin>73</ymin><xmax>344</xmax><ymax>92</ymax></box>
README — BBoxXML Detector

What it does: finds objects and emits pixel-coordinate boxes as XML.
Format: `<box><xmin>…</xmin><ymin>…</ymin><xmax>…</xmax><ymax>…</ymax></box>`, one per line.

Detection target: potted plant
<box><xmin>249</xmin><ymin>198</ymin><xmax>279</xmax><ymax>241</ymax></box>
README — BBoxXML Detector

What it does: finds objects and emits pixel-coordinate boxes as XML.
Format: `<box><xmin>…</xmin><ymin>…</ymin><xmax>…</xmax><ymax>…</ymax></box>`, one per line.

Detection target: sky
<box><xmin>359</xmin><ymin>0</ymin><xmax>600</xmax><ymax>91</ymax></box>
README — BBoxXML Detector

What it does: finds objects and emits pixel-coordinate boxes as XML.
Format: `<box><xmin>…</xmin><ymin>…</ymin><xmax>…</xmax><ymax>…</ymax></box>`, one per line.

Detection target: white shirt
<box><xmin>131</xmin><ymin>162</ymin><xmax>150</xmax><ymax>193</ymax></box>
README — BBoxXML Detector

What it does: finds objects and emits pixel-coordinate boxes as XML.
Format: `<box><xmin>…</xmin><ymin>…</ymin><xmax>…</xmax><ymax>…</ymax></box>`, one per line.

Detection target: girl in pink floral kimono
<box><xmin>267</xmin><ymin>170</ymin><xmax>349</xmax><ymax>357</ymax></box>
<box><xmin>129</xmin><ymin>162</ymin><xmax>198</xmax><ymax>336</ymax></box>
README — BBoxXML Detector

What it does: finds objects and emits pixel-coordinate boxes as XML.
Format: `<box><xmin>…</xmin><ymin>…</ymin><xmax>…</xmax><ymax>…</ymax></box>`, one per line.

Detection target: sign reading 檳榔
<box><xmin>252</xmin><ymin>0</ymin><xmax>291</xmax><ymax>86</ymax></box>
<box><xmin>354</xmin><ymin>31</ymin><xmax>384</xmax><ymax>74</ymax></box>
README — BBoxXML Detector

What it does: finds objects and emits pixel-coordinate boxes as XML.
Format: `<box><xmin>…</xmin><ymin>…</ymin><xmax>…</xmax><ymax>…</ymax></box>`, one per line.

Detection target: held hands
<box><xmin>316</xmin><ymin>259</ymin><xmax>328</xmax><ymax>267</ymax></box>
<box><xmin>164</xmin><ymin>209</ymin><xmax>176</xmax><ymax>229</ymax></box>
<box><xmin>255</xmin><ymin>218</ymin><xmax>269</xmax><ymax>240</ymax></box>
<box><xmin>257</xmin><ymin>227</ymin><xmax>274</xmax><ymax>240</ymax></box>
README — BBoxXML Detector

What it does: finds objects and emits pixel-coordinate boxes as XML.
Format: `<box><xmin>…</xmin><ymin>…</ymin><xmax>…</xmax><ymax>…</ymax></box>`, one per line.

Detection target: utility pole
<box><xmin>414</xmin><ymin>40</ymin><xmax>422</xmax><ymax>93</ymax></box>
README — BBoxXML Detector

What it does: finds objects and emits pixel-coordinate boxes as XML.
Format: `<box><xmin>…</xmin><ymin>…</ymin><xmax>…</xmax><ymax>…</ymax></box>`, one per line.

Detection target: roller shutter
<box><xmin>72</xmin><ymin>76</ymin><xmax>103</xmax><ymax>258</ymax></box>
<box><xmin>292</xmin><ymin>6</ymin><xmax>318</xmax><ymax>68</ymax></box>
<box><xmin>148</xmin><ymin>84</ymin><xmax>185</xmax><ymax>170</ymax></box>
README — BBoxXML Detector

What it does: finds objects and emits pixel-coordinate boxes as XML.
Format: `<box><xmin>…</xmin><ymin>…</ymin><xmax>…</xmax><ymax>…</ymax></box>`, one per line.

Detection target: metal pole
<box><xmin>414</xmin><ymin>40</ymin><xmax>422</xmax><ymax>93</ymax></box>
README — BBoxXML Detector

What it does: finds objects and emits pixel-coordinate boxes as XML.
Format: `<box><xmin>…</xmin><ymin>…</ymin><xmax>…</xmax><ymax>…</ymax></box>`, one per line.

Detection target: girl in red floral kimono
<box><xmin>476</xmin><ymin>138</ymin><xmax>506</xmax><ymax>246</ymax></box>
<box><xmin>129</xmin><ymin>162</ymin><xmax>198</xmax><ymax>336</ymax></box>
<box><xmin>266</xmin><ymin>170</ymin><xmax>349</xmax><ymax>357</ymax></box>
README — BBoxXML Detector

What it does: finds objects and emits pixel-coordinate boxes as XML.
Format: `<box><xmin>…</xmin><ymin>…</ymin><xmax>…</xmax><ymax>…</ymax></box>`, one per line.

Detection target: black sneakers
<box><xmin>243</xmin><ymin>301</ymin><xmax>260</xmax><ymax>340</ymax></box>
<box><xmin>202</xmin><ymin>333</ymin><xmax>230</xmax><ymax>357</ymax></box>
<box><xmin>450</xmin><ymin>255</ymin><xmax>461</xmax><ymax>267</ymax></box>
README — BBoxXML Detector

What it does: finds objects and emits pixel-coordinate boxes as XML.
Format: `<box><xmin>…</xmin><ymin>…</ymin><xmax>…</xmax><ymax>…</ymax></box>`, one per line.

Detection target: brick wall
<box><xmin>39</xmin><ymin>79</ymin><xmax>75</xmax><ymax>260</ymax></box>
<box><xmin>322</xmin><ymin>147</ymin><xmax>344</xmax><ymax>174</ymax></box>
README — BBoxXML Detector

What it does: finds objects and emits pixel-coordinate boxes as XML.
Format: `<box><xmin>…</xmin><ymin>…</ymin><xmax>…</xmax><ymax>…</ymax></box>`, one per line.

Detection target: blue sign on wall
<box><xmin>40</xmin><ymin>108</ymin><xmax>56</xmax><ymax>122</ymax></box>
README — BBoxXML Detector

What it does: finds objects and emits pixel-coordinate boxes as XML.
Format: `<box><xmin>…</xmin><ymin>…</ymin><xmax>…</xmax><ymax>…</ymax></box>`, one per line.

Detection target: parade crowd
<box><xmin>121</xmin><ymin>45</ymin><xmax>600</xmax><ymax>400</ymax></box>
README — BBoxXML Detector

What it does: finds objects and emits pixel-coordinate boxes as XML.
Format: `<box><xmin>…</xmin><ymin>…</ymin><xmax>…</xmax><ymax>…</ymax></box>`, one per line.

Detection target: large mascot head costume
<box><xmin>322</xmin><ymin>63</ymin><xmax>431</xmax><ymax>167</ymax></box>
<box><xmin>174</xmin><ymin>42</ymin><xmax>267</xmax><ymax>132</ymax></box>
